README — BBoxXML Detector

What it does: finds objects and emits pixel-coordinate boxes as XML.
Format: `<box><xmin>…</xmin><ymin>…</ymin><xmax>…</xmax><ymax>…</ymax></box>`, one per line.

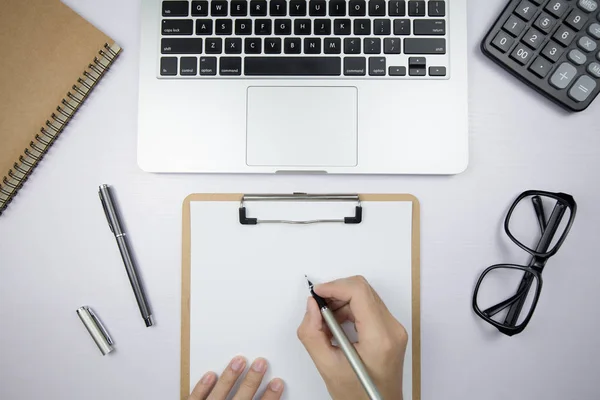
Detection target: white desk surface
<box><xmin>1</xmin><ymin>1</ymin><xmax>599</xmax><ymax>399</ymax></box>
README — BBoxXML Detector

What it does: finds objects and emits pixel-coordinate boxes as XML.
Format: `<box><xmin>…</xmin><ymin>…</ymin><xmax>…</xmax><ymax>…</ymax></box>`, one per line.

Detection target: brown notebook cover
<box><xmin>0</xmin><ymin>0</ymin><xmax>121</xmax><ymax>215</ymax></box>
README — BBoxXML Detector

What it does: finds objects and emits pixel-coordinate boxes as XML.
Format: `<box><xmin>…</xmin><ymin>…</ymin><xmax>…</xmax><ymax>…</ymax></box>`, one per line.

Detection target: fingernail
<box><xmin>231</xmin><ymin>356</ymin><xmax>246</xmax><ymax>372</ymax></box>
<box><xmin>252</xmin><ymin>358</ymin><xmax>267</xmax><ymax>373</ymax></box>
<box><xmin>269</xmin><ymin>379</ymin><xmax>283</xmax><ymax>392</ymax></box>
<box><xmin>201</xmin><ymin>372</ymin><xmax>215</xmax><ymax>385</ymax></box>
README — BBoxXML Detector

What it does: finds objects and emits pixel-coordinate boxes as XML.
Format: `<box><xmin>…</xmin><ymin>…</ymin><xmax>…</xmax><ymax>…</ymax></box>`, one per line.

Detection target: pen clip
<box><xmin>85</xmin><ymin>306</ymin><xmax>114</xmax><ymax>345</ymax></box>
<box><xmin>99</xmin><ymin>186</ymin><xmax>115</xmax><ymax>234</ymax></box>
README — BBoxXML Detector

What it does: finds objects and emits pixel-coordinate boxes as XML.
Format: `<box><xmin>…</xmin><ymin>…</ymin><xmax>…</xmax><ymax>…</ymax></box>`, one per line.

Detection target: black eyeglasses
<box><xmin>472</xmin><ymin>190</ymin><xmax>577</xmax><ymax>336</ymax></box>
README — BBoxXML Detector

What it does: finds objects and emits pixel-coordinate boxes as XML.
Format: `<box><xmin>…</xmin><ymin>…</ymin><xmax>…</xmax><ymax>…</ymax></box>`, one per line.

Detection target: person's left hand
<box><xmin>187</xmin><ymin>356</ymin><xmax>285</xmax><ymax>400</ymax></box>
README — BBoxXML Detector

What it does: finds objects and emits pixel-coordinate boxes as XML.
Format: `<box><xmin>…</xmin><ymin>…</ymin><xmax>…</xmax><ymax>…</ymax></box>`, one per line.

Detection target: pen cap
<box><xmin>76</xmin><ymin>306</ymin><xmax>114</xmax><ymax>356</ymax></box>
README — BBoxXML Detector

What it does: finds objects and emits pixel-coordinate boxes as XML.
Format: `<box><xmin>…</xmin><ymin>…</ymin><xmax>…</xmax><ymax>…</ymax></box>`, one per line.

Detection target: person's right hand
<box><xmin>297</xmin><ymin>276</ymin><xmax>408</xmax><ymax>400</ymax></box>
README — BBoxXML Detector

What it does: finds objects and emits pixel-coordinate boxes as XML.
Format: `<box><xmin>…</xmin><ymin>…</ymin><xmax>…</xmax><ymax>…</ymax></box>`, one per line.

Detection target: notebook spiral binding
<box><xmin>0</xmin><ymin>43</ymin><xmax>122</xmax><ymax>216</ymax></box>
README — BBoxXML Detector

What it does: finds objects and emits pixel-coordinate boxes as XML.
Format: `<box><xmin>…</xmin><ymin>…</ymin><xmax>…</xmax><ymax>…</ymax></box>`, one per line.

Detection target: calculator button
<box><xmin>534</xmin><ymin>13</ymin><xmax>557</xmax><ymax>33</ymax></box>
<box><xmin>589</xmin><ymin>23</ymin><xmax>600</xmax><ymax>39</ymax></box>
<box><xmin>529</xmin><ymin>56</ymin><xmax>553</xmax><ymax>78</ymax></box>
<box><xmin>568</xmin><ymin>49</ymin><xmax>588</xmax><ymax>64</ymax></box>
<box><xmin>577</xmin><ymin>0</ymin><xmax>598</xmax><ymax>13</ymax></box>
<box><xmin>530</xmin><ymin>0</ymin><xmax>544</xmax><ymax>5</ymax></box>
<box><xmin>550</xmin><ymin>62</ymin><xmax>578</xmax><ymax>88</ymax></box>
<box><xmin>553</xmin><ymin>25</ymin><xmax>576</xmax><ymax>46</ymax></box>
<box><xmin>492</xmin><ymin>31</ymin><xmax>515</xmax><ymax>53</ymax></box>
<box><xmin>588</xmin><ymin>62</ymin><xmax>600</xmax><ymax>78</ymax></box>
<box><xmin>541</xmin><ymin>41</ymin><xmax>565</xmax><ymax>62</ymax></box>
<box><xmin>568</xmin><ymin>75</ymin><xmax>597</xmax><ymax>102</ymax></box>
<box><xmin>579</xmin><ymin>36</ymin><xmax>598</xmax><ymax>52</ymax></box>
<box><xmin>522</xmin><ymin>28</ymin><xmax>545</xmax><ymax>49</ymax></box>
<box><xmin>504</xmin><ymin>15</ymin><xmax>528</xmax><ymax>36</ymax></box>
<box><xmin>511</xmin><ymin>43</ymin><xmax>534</xmax><ymax>64</ymax></box>
<box><xmin>515</xmin><ymin>0</ymin><xmax>538</xmax><ymax>21</ymax></box>
<box><xmin>545</xmin><ymin>0</ymin><xmax>569</xmax><ymax>18</ymax></box>
<box><xmin>565</xmin><ymin>9</ymin><xmax>589</xmax><ymax>30</ymax></box>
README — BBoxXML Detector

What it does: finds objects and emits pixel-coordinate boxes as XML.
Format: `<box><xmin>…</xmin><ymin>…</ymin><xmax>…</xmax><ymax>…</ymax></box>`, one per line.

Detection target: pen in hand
<box><xmin>305</xmin><ymin>276</ymin><xmax>383</xmax><ymax>400</ymax></box>
<box><xmin>99</xmin><ymin>184</ymin><xmax>154</xmax><ymax>327</ymax></box>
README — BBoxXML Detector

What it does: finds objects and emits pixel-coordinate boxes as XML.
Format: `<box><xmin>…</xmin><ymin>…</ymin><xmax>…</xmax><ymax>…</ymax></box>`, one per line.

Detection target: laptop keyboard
<box><xmin>159</xmin><ymin>0</ymin><xmax>449</xmax><ymax>78</ymax></box>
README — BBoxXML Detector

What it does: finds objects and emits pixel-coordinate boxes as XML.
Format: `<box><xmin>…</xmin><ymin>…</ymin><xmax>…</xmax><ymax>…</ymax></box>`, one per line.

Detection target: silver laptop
<box><xmin>138</xmin><ymin>0</ymin><xmax>469</xmax><ymax>174</ymax></box>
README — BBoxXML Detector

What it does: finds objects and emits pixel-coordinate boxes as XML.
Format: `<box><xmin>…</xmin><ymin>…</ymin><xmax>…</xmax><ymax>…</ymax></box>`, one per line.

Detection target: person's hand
<box><xmin>297</xmin><ymin>276</ymin><xmax>408</xmax><ymax>400</ymax></box>
<box><xmin>187</xmin><ymin>356</ymin><xmax>284</xmax><ymax>400</ymax></box>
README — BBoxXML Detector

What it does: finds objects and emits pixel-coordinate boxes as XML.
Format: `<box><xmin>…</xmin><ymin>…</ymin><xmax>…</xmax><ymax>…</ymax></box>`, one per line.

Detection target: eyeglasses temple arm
<box><xmin>503</xmin><ymin>203</ymin><xmax>567</xmax><ymax>326</ymax></box>
<box><xmin>532</xmin><ymin>195</ymin><xmax>547</xmax><ymax>235</ymax></box>
<box><xmin>482</xmin><ymin>283</ymin><xmax>530</xmax><ymax>317</ymax></box>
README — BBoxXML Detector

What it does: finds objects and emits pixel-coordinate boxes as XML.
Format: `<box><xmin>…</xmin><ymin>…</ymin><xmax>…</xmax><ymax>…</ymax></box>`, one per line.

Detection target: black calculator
<box><xmin>482</xmin><ymin>0</ymin><xmax>600</xmax><ymax>112</ymax></box>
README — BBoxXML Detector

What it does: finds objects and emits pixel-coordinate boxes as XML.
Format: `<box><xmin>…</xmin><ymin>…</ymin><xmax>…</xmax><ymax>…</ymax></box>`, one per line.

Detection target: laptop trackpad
<box><xmin>246</xmin><ymin>86</ymin><xmax>358</xmax><ymax>167</ymax></box>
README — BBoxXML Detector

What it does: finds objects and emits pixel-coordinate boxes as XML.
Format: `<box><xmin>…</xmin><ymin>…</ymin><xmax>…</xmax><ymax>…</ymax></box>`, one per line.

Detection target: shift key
<box><xmin>404</xmin><ymin>38</ymin><xmax>446</xmax><ymax>54</ymax></box>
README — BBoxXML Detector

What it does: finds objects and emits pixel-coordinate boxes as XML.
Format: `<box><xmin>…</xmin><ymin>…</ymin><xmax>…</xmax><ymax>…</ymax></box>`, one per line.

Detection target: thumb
<box><xmin>297</xmin><ymin>297</ymin><xmax>337</xmax><ymax>369</ymax></box>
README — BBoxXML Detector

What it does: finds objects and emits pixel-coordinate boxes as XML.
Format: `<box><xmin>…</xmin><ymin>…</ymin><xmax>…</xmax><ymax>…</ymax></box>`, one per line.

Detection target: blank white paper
<box><xmin>188</xmin><ymin>200</ymin><xmax>415</xmax><ymax>399</ymax></box>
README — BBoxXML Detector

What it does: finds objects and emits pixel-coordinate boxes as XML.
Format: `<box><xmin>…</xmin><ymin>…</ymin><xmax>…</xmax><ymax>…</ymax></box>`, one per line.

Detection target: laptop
<box><xmin>138</xmin><ymin>0</ymin><xmax>469</xmax><ymax>174</ymax></box>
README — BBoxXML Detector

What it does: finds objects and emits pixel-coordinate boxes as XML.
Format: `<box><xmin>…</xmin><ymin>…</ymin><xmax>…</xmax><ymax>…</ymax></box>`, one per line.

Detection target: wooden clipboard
<box><xmin>181</xmin><ymin>194</ymin><xmax>421</xmax><ymax>400</ymax></box>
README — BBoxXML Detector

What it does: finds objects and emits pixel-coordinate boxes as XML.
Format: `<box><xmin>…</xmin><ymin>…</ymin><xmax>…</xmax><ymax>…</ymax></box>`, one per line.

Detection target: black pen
<box><xmin>305</xmin><ymin>276</ymin><xmax>382</xmax><ymax>400</ymax></box>
<box><xmin>99</xmin><ymin>185</ymin><xmax>153</xmax><ymax>327</ymax></box>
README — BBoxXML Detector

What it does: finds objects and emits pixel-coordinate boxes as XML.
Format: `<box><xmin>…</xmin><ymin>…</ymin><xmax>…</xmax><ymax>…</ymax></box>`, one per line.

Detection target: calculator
<box><xmin>482</xmin><ymin>0</ymin><xmax>600</xmax><ymax>112</ymax></box>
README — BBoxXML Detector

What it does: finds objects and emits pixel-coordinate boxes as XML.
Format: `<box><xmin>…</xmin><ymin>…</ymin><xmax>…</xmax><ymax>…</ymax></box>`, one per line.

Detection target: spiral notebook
<box><xmin>0</xmin><ymin>0</ymin><xmax>121</xmax><ymax>216</ymax></box>
<box><xmin>181</xmin><ymin>194</ymin><xmax>421</xmax><ymax>400</ymax></box>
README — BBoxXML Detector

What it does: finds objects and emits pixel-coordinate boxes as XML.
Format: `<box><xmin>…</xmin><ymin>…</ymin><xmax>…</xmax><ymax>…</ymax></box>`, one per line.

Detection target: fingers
<box><xmin>333</xmin><ymin>304</ymin><xmax>355</xmax><ymax>324</ymax></box>
<box><xmin>206</xmin><ymin>356</ymin><xmax>247</xmax><ymax>400</ymax></box>
<box><xmin>297</xmin><ymin>297</ymin><xmax>338</xmax><ymax>368</ymax></box>
<box><xmin>188</xmin><ymin>372</ymin><xmax>218</xmax><ymax>400</ymax></box>
<box><xmin>260</xmin><ymin>379</ymin><xmax>285</xmax><ymax>400</ymax></box>
<box><xmin>232</xmin><ymin>358</ymin><xmax>268</xmax><ymax>400</ymax></box>
<box><xmin>314</xmin><ymin>275</ymin><xmax>382</xmax><ymax>325</ymax></box>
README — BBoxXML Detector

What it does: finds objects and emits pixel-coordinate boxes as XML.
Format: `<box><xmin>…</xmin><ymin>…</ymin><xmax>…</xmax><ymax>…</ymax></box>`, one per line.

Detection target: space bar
<box><xmin>244</xmin><ymin>57</ymin><xmax>341</xmax><ymax>76</ymax></box>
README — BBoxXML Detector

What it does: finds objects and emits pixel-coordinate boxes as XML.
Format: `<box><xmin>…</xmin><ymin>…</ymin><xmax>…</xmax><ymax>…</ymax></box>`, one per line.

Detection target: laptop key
<box><xmin>314</xmin><ymin>19</ymin><xmax>332</xmax><ymax>35</ymax></box>
<box><xmin>404</xmin><ymin>38</ymin><xmax>446</xmax><ymax>54</ymax></box>
<box><xmin>414</xmin><ymin>19</ymin><xmax>446</xmax><ymax>35</ymax></box>
<box><xmin>205</xmin><ymin>38</ymin><xmax>223</xmax><ymax>54</ymax></box>
<box><xmin>389</xmin><ymin>1</ymin><xmax>406</xmax><ymax>16</ymax></box>
<box><xmin>199</xmin><ymin>56</ymin><xmax>217</xmax><ymax>75</ymax></box>
<box><xmin>384</xmin><ymin>37</ymin><xmax>401</xmax><ymax>53</ymax></box>
<box><xmin>429</xmin><ymin>66</ymin><xmax>446</xmax><ymax>76</ymax></box>
<box><xmin>344</xmin><ymin>37</ymin><xmax>361</xmax><ymax>54</ymax></box>
<box><xmin>231</xmin><ymin>1</ymin><xmax>248</xmax><ymax>16</ymax></box>
<box><xmin>304</xmin><ymin>38</ymin><xmax>322</xmax><ymax>54</ymax></box>
<box><xmin>211</xmin><ymin>1</ymin><xmax>228</xmax><ymax>16</ymax></box>
<box><xmin>215</xmin><ymin>19</ymin><xmax>233</xmax><ymax>35</ymax></box>
<box><xmin>284</xmin><ymin>38</ymin><xmax>302</xmax><ymax>54</ymax></box>
<box><xmin>162</xmin><ymin>19</ymin><xmax>193</xmax><ymax>35</ymax></box>
<box><xmin>160</xmin><ymin>57</ymin><xmax>178</xmax><ymax>75</ymax></box>
<box><xmin>255</xmin><ymin>19</ymin><xmax>272</xmax><ymax>34</ymax></box>
<box><xmin>369</xmin><ymin>0</ymin><xmax>386</xmax><ymax>16</ymax></box>
<box><xmin>196</xmin><ymin>19</ymin><xmax>213</xmax><ymax>35</ymax></box>
<box><xmin>389</xmin><ymin>66</ymin><xmax>407</xmax><ymax>76</ymax></box>
<box><xmin>275</xmin><ymin>19</ymin><xmax>292</xmax><ymax>35</ymax></box>
<box><xmin>428</xmin><ymin>1</ymin><xmax>445</xmax><ymax>16</ymax></box>
<box><xmin>344</xmin><ymin>57</ymin><xmax>366</xmax><ymax>75</ymax></box>
<box><xmin>354</xmin><ymin>19</ymin><xmax>371</xmax><ymax>35</ymax></box>
<box><xmin>330</xmin><ymin>0</ymin><xmax>347</xmax><ymax>16</ymax></box>
<box><xmin>250</xmin><ymin>0</ymin><xmax>268</xmax><ymax>16</ymax></box>
<box><xmin>373</xmin><ymin>19</ymin><xmax>391</xmax><ymax>35</ymax></box>
<box><xmin>161</xmin><ymin>38</ymin><xmax>203</xmax><ymax>54</ymax></box>
<box><xmin>245</xmin><ymin>38</ymin><xmax>262</xmax><ymax>53</ymax></box>
<box><xmin>265</xmin><ymin>38</ymin><xmax>282</xmax><ymax>53</ymax></box>
<box><xmin>270</xmin><ymin>0</ymin><xmax>287</xmax><ymax>16</ymax></box>
<box><xmin>349</xmin><ymin>0</ymin><xmax>367</xmax><ymax>16</ymax></box>
<box><xmin>408</xmin><ymin>1</ymin><xmax>426</xmax><ymax>16</ymax></box>
<box><xmin>364</xmin><ymin>38</ymin><xmax>382</xmax><ymax>54</ymax></box>
<box><xmin>324</xmin><ymin>38</ymin><xmax>342</xmax><ymax>54</ymax></box>
<box><xmin>394</xmin><ymin>19</ymin><xmax>411</xmax><ymax>35</ymax></box>
<box><xmin>334</xmin><ymin>19</ymin><xmax>352</xmax><ymax>35</ymax></box>
<box><xmin>180</xmin><ymin>57</ymin><xmax>198</xmax><ymax>75</ymax></box>
<box><xmin>294</xmin><ymin>19</ymin><xmax>312</xmax><ymax>35</ymax></box>
<box><xmin>163</xmin><ymin>1</ymin><xmax>189</xmax><ymax>17</ymax></box>
<box><xmin>369</xmin><ymin>57</ymin><xmax>386</xmax><ymax>76</ymax></box>
<box><xmin>191</xmin><ymin>1</ymin><xmax>209</xmax><ymax>16</ymax></box>
<box><xmin>225</xmin><ymin>38</ymin><xmax>242</xmax><ymax>54</ymax></box>
<box><xmin>244</xmin><ymin>57</ymin><xmax>341</xmax><ymax>75</ymax></box>
<box><xmin>290</xmin><ymin>0</ymin><xmax>307</xmax><ymax>16</ymax></box>
<box><xmin>309</xmin><ymin>1</ymin><xmax>327</xmax><ymax>16</ymax></box>
<box><xmin>235</xmin><ymin>19</ymin><xmax>252</xmax><ymax>35</ymax></box>
<box><xmin>220</xmin><ymin>57</ymin><xmax>242</xmax><ymax>76</ymax></box>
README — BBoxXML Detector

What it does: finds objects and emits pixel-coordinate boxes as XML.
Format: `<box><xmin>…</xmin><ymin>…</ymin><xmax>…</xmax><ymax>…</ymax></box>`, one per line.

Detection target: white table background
<box><xmin>1</xmin><ymin>0</ymin><xmax>599</xmax><ymax>399</ymax></box>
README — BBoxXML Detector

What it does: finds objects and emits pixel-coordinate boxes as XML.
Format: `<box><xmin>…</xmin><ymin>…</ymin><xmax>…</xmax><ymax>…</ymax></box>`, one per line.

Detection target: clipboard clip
<box><xmin>239</xmin><ymin>193</ymin><xmax>363</xmax><ymax>225</ymax></box>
